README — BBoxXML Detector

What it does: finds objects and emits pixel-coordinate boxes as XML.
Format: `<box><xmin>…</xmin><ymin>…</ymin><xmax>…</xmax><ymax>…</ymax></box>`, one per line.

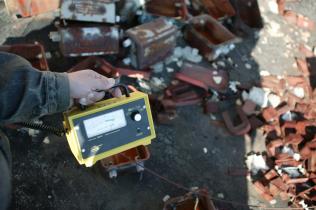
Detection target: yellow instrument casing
<box><xmin>63</xmin><ymin>91</ymin><xmax>156</xmax><ymax>167</ymax></box>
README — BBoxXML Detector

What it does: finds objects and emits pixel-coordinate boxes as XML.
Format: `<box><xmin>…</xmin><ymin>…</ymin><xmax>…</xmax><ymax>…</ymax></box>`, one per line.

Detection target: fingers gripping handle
<box><xmin>79</xmin><ymin>84</ymin><xmax>130</xmax><ymax>110</ymax></box>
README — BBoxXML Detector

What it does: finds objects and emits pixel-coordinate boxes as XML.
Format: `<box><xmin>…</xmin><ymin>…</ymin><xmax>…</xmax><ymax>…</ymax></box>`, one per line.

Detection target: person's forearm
<box><xmin>0</xmin><ymin>52</ymin><xmax>71</xmax><ymax>125</ymax></box>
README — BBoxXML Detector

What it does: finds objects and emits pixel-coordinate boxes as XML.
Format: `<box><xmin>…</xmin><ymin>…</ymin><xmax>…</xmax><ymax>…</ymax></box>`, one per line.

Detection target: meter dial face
<box><xmin>83</xmin><ymin>109</ymin><xmax>127</xmax><ymax>138</ymax></box>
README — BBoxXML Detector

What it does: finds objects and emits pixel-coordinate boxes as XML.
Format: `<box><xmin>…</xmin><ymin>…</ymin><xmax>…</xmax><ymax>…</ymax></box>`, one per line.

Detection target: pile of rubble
<box><xmin>277</xmin><ymin>0</ymin><xmax>315</xmax><ymax>30</ymax></box>
<box><xmin>242</xmin><ymin>43</ymin><xmax>316</xmax><ymax>208</ymax></box>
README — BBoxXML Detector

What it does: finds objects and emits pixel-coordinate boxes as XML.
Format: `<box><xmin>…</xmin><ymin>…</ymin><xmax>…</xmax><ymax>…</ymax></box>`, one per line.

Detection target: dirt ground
<box><xmin>1</xmin><ymin>0</ymin><xmax>316</xmax><ymax>210</ymax></box>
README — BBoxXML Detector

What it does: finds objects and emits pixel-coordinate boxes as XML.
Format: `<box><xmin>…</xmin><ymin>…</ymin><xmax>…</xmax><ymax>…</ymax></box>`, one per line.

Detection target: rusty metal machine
<box><xmin>60</xmin><ymin>0</ymin><xmax>119</xmax><ymax>24</ymax></box>
<box><xmin>100</xmin><ymin>145</ymin><xmax>150</xmax><ymax>178</ymax></box>
<box><xmin>50</xmin><ymin>25</ymin><xmax>120</xmax><ymax>57</ymax></box>
<box><xmin>126</xmin><ymin>18</ymin><xmax>178</xmax><ymax>69</ymax></box>
<box><xmin>184</xmin><ymin>15</ymin><xmax>238</xmax><ymax>61</ymax></box>
<box><xmin>0</xmin><ymin>43</ymin><xmax>50</xmax><ymax>71</ymax></box>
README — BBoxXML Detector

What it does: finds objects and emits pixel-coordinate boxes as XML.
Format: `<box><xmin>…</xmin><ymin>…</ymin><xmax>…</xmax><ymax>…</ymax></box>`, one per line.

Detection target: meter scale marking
<box><xmin>83</xmin><ymin>109</ymin><xmax>127</xmax><ymax>138</ymax></box>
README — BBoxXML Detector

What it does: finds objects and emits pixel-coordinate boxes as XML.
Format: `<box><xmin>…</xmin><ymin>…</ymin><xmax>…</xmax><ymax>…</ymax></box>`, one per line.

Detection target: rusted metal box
<box><xmin>99</xmin><ymin>145</ymin><xmax>150</xmax><ymax>178</ymax></box>
<box><xmin>184</xmin><ymin>15</ymin><xmax>238</xmax><ymax>61</ymax></box>
<box><xmin>4</xmin><ymin>0</ymin><xmax>60</xmax><ymax>18</ymax></box>
<box><xmin>236</xmin><ymin>0</ymin><xmax>263</xmax><ymax>28</ymax></box>
<box><xmin>145</xmin><ymin>0</ymin><xmax>189</xmax><ymax>19</ymax></box>
<box><xmin>126</xmin><ymin>18</ymin><xmax>178</xmax><ymax>69</ymax></box>
<box><xmin>0</xmin><ymin>43</ymin><xmax>49</xmax><ymax>71</ymax></box>
<box><xmin>163</xmin><ymin>189</ymin><xmax>216</xmax><ymax>210</ymax></box>
<box><xmin>60</xmin><ymin>0</ymin><xmax>118</xmax><ymax>23</ymax></box>
<box><xmin>176</xmin><ymin>62</ymin><xmax>229</xmax><ymax>93</ymax></box>
<box><xmin>191</xmin><ymin>0</ymin><xmax>235</xmax><ymax>19</ymax></box>
<box><xmin>50</xmin><ymin>25</ymin><xmax>120</xmax><ymax>57</ymax></box>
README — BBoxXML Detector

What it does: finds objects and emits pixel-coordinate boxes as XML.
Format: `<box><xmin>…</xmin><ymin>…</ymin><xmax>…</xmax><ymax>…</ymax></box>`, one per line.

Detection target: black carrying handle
<box><xmin>79</xmin><ymin>84</ymin><xmax>130</xmax><ymax>110</ymax></box>
<box><xmin>111</xmin><ymin>84</ymin><xmax>130</xmax><ymax>97</ymax></box>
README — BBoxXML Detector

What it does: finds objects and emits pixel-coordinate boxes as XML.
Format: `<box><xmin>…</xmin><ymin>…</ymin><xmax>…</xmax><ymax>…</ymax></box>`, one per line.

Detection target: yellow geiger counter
<box><xmin>63</xmin><ymin>85</ymin><xmax>156</xmax><ymax>167</ymax></box>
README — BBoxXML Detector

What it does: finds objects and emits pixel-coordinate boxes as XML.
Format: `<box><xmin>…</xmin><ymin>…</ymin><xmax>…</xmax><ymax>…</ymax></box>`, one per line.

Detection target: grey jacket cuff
<box><xmin>44</xmin><ymin>71</ymin><xmax>71</xmax><ymax>113</ymax></box>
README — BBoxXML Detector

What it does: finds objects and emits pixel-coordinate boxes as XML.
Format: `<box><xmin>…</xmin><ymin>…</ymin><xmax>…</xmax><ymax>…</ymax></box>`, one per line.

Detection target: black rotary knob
<box><xmin>131</xmin><ymin>111</ymin><xmax>142</xmax><ymax>122</ymax></box>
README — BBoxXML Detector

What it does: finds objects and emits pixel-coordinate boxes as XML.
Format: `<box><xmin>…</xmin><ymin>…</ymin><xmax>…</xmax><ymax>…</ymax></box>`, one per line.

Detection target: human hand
<box><xmin>68</xmin><ymin>70</ymin><xmax>121</xmax><ymax>105</ymax></box>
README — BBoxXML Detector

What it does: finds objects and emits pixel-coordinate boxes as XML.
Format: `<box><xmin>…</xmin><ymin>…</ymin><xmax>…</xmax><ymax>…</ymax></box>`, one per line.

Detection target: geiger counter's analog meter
<box><xmin>83</xmin><ymin>109</ymin><xmax>127</xmax><ymax>138</ymax></box>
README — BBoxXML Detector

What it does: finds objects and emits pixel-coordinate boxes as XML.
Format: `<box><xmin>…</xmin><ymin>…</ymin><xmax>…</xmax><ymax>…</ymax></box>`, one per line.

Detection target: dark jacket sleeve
<box><xmin>0</xmin><ymin>52</ymin><xmax>70</xmax><ymax>125</ymax></box>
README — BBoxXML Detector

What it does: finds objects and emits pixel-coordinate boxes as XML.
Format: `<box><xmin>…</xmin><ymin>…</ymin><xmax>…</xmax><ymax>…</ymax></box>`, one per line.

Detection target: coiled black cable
<box><xmin>15</xmin><ymin>122</ymin><xmax>66</xmax><ymax>137</ymax></box>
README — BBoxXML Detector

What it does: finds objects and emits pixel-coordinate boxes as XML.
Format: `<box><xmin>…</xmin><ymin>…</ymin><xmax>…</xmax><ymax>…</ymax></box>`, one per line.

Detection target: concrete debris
<box><xmin>213</xmin><ymin>76</ymin><xmax>222</xmax><ymax>85</ymax></box>
<box><xmin>248</xmin><ymin>87</ymin><xmax>269</xmax><ymax>108</ymax></box>
<box><xmin>229</xmin><ymin>81</ymin><xmax>240</xmax><ymax>93</ymax></box>
<box><xmin>214</xmin><ymin>44</ymin><xmax>235</xmax><ymax>60</ymax></box>
<box><xmin>173</xmin><ymin>46</ymin><xmax>203</xmax><ymax>63</ymax></box>
<box><xmin>217</xmin><ymin>61</ymin><xmax>226</xmax><ymax>67</ymax></box>
<box><xmin>166</xmin><ymin>67</ymin><xmax>174</xmax><ymax>73</ymax></box>
<box><xmin>43</xmin><ymin>137</ymin><xmax>50</xmax><ymax>144</ymax></box>
<box><xmin>210</xmin><ymin>114</ymin><xmax>217</xmax><ymax>120</ymax></box>
<box><xmin>246</xmin><ymin>154</ymin><xmax>269</xmax><ymax>175</ymax></box>
<box><xmin>217</xmin><ymin>193</ymin><xmax>224</xmax><ymax>199</ymax></box>
<box><xmin>293</xmin><ymin>87</ymin><xmax>305</xmax><ymax>99</ymax></box>
<box><xmin>123</xmin><ymin>39</ymin><xmax>132</xmax><ymax>48</ymax></box>
<box><xmin>227</xmin><ymin>57</ymin><xmax>233</xmax><ymax>65</ymax></box>
<box><xmin>280</xmin><ymin>111</ymin><xmax>297</xmax><ymax>122</ymax></box>
<box><xmin>123</xmin><ymin>57</ymin><xmax>132</xmax><ymax>65</ymax></box>
<box><xmin>182</xmin><ymin>46</ymin><xmax>203</xmax><ymax>63</ymax></box>
<box><xmin>245</xmin><ymin>63</ymin><xmax>252</xmax><ymax>69</ymax></box>
<box><xmin>177</xmin><ymin>60</ymin><xmax>183</xmax><ymax>68</ymax></box>
<box><xmin>267</xmin><ymin>93</ymin><xmax>281</xmax><ymax>108</ymax></box>
<box><xmin>267</xmin><ymin>21</ymin><xmax>283</xmax><ymax>37</ymax></box>
<box><xmin>28</xmin><ymin>129</ymin><xmax>40</xmax><ymax>137</ymax></box>
<box><xmin>267</xmin><ymin>0</ymin><xmax>279</xmax><ymax>14</ymax></box>
<box><xmin>151</xmin><ymin>62</ymin><xmax>164</xmax><ymax>73</ymax></box>
<box><xmin>162</xmin><ymin>195</ymin><xmax>170</xmax><ymax>202</ymax></box>
<box><xmin>151</xmin><ymin>77</ymin><xmax>166</xmax><ymax>87</ymax></box>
